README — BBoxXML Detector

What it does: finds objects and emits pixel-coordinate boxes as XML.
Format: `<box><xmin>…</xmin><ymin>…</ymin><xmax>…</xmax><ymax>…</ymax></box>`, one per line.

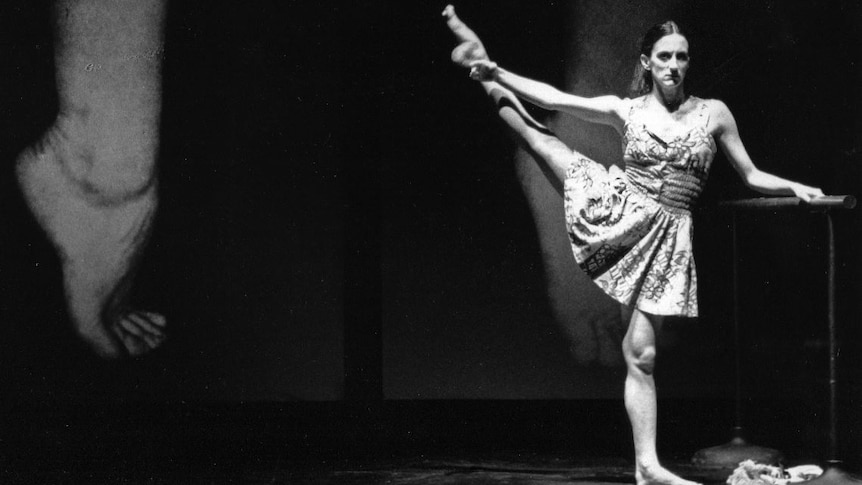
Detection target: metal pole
<box><xmin>826</xmin><ymin>212</ymin><xmax>839</xmax><ymax>465</ymax></box>
<box><xmin>732</xmin><ymin>212</ymin><xmax>743</xmax><ymax>442</ymax></box>
<box><xmin>692</xmin><ymin>211</ymin><xmax>781</xmax><ymax>468</ymax></box>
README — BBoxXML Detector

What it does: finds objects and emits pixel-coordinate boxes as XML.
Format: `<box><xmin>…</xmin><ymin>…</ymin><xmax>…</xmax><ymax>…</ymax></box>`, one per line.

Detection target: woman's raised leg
<box><xmin>442</xmin><ymin>4</ymin><xmax>574</xmax><ymax>192</ymax></box>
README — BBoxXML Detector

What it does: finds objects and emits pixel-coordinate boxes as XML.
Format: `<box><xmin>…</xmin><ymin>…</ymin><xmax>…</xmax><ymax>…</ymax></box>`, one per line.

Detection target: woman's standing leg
<box><xmin>623</xmin><ymin>308</ymin><xmax>699</xmax><ymax>485</ymax></box>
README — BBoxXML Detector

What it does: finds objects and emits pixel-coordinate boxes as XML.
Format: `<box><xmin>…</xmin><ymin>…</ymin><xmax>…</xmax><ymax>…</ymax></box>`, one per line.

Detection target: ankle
<box><xmin>48</xmin><ymin>112</ymin><xmax>159</xmax><ymax>202</ymax></box>
<box><xmin>637</xmin><ymin>460</ymin><xmax>663</xmax><ymax>474</ymax></box>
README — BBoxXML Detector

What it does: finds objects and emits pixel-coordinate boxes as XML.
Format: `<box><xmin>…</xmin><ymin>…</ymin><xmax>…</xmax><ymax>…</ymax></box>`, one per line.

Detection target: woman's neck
<box><xmin>650</xmin><ymin>86</ymin><xmax>686</xmax><ymax>112</ymax></box>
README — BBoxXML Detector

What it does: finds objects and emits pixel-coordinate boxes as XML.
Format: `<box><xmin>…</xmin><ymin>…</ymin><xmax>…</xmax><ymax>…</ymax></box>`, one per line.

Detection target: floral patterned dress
<box><xmin>564</xmin><ymin>96</ymin><xmax>716</xmax><ymax>317</ymax></box>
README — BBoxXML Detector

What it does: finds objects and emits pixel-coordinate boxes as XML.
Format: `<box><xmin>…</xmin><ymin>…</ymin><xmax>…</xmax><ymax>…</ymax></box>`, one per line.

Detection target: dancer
<box><xmin>443</xmin><ymin>5</ymin><xmax>823</xmax><ymax>485</ymax></box>
<box><xmin>17</xmin><ymin>0</ymin><xmax>168</xmax><ymax>359</ymax></box>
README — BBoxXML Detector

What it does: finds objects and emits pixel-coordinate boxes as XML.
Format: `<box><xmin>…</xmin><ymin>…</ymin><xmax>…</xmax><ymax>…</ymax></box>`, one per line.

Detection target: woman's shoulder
<box><xmin>691</xmin><ymin>96</ymin><xmax>731</xmax><ymax>114</ymax></box>
<box><xmin>690</xmin><ymin>97</ymin><xmax>736</xmax><ymax>136</ymax></box>
<box><xmin>623</xmin><ymin>95</ymin><xmax>649</xmax><ymax>106</ymax></box>
<box><xmin>617</xmin><ymin>96</ymin><xmax>646</xmax><ymax>123</ymax></box>
<box><xmin>619</xmin><ymin>95</ymin><xmax>648</xmax><ymax>118</ymax></box>
<box><xmin>695</xmin><ymin>98</ymin><xmax>736</xmax><ymax>128</ymax></box>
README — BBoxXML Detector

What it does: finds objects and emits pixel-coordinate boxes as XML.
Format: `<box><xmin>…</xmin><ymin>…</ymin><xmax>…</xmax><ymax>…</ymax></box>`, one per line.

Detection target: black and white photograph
<box><xmin>0</xmin><ymin>0</ymin><xmax>859</xmax><ymax>483</ymax></box>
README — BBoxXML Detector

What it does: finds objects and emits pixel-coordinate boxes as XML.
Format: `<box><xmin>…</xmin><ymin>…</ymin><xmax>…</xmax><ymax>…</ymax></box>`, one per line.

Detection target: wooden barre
<box><xmin>718</xmin><ymin>195</ymin><xmax>857</xmax><ymax>210</ymax></box>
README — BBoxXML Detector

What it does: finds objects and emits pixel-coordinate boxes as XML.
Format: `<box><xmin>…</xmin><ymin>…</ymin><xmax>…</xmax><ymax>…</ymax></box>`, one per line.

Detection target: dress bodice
<box><xmin>622</xmin><ymin>97</ymin><xmax>717</xmax><ymax>212</ymax></box>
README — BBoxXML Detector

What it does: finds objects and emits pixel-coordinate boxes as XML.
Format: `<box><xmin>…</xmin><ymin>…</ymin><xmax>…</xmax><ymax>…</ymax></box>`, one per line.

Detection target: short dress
<box><xmin>563</xmin><ymin>96</ymin><xmax>717</xmax><ymax>317</ymax></box>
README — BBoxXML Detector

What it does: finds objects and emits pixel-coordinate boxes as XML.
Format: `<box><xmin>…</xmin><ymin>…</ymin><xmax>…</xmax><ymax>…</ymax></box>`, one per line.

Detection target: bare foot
<box><xmin>442</xmin><ymin>5</ymin><xmax>489</xmax><ymax>67</ymax></box>
<box><xmin>636</xmin><ymin>463</ymin><xmax>701</xmax><ymax>485</ymax></box>
<box><xmin>17</xmin><ymin>120</ymin><xmax>166</xmax><ymax>359</ymax></box>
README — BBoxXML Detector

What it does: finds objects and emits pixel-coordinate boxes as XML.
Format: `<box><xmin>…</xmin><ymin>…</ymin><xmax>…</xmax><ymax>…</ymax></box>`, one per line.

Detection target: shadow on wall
<box><xmin>513</xmin><ymin>1</ymin><xmax>682</xmax><ymax>367</ymax></box>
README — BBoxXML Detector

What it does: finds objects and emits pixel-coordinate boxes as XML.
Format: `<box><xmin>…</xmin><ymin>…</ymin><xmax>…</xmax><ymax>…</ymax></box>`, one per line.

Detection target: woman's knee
<box><xmin>624</xmin><ymin>343</ymin><xmax>657</xmax><ymax>375</ymax></box>
<box><xmin>622</xmin><ymin>309</ymin><xmax>660</xmax><ymax>375</ymax></box>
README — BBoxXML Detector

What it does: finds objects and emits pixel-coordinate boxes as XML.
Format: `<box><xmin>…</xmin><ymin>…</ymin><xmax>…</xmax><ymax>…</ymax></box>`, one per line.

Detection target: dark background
<box><xmin>0</xmin><ymin>0</ymin><xmax>858</xmax><ymax>474</ymax></box>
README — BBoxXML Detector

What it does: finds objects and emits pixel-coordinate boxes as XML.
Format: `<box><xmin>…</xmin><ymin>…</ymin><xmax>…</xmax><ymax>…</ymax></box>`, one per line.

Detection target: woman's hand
<box><xmin>468</xmin><ymin>59</ymin><xmax>499</xmax><ymax>82</ymax></box>
<box><xmin>791</xmin><ymin>183</ymin><xmax>825</xmax><ymax>202</ymax></box>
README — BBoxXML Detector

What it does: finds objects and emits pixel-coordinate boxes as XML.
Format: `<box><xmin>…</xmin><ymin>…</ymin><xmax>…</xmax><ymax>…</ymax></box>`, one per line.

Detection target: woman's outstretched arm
<box><xmin>712</xmin><ymin>100</ymin><xmax>824</xmax><ymax>201</ymax></box>
<box><xmin>469</xmin><ymin>59</ymin><xmax>629</xmax><ymax>134</ymax></box>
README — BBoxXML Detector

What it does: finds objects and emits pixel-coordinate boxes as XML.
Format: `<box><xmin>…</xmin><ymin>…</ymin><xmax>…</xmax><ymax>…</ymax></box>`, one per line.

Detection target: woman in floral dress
<box><xmin>443</xmin><ymin>6</ymin><xmax>823</xmax><ymax>485</ymax></box>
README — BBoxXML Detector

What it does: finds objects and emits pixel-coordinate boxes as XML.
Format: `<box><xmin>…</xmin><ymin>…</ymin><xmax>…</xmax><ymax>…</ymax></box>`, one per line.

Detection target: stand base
<box><xmin>692</xmin><ymin>438</ymin><xmax>783</xmax><ymax>469</ymax></box>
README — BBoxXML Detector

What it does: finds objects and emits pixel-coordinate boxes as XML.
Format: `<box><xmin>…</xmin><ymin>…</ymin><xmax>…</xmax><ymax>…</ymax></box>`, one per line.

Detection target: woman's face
<box><xmin>641</xmin><ymin>33</ymin><xmax>689</xmax><ymax>90</ymax></box>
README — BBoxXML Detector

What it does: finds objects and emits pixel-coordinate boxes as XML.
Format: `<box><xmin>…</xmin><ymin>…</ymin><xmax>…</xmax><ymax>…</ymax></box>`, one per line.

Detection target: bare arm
<box><xmin>712</xmin><ymin>100</ymin><xmax>824</xmax><ymax>201</ymax></box>
<box><xmin>469</xmin><ymin>60</ymin><xmax>628</xmax><ymax>133</ymax></box>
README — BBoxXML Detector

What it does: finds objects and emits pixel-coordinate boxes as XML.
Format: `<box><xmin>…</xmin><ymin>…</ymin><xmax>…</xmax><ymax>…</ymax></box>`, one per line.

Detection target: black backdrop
<box><xmin>0</xmin><ymin>0</ymin><xmax>858</xmax><ymax>465</ymax></box>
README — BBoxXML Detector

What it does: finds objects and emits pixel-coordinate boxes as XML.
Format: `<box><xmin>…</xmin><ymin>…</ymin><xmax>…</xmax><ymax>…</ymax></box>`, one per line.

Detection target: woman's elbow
<box><xmin>742</xmin><ymin>168</ymin><xmax>768</xmax><ymax>190</ymax></box>
<box><xmin>741</xmin><ymin>169</ymin><xmax>760</xmax><ymax>189</ymax></box>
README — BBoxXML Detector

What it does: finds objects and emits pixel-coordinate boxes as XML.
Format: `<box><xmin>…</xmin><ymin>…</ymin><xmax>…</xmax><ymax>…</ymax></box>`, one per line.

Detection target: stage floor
<box><xmin>285</xmin><ymin>455</ymin><xmax>692</xmax><ymax>485</ymax></box>
<box><xmin>2</xmin><ymin>452</ymin><xmax>796</xmax><ymax>484</ymax></box>
<box><xmin>2</xmin><ymin>401</ymin><xmax>858</xmax><ymax>484</ymax></box>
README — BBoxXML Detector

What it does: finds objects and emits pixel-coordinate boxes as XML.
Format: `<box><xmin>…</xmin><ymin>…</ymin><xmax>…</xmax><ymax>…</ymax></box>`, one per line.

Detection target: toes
<box><xmin>127</xmin><ymin>314</ymin><xmax>165</xmax><ymax>348</ymax></box>
<box><xmin>128</xmin><ymin>311</ymin><xmax>166</xmax><ymax>335</ymax></box>
<box><xmin>118</xmin><ymin>315</ymin><xmax>147</xmax><ymax>339</ymax></box>
<box><xmin>114</xmin><ymin>325</ymin><xmax>151</xmax><ymax>356</ymax></box>
<box><xmin>116</xmin><ymin>311</ymin><xmax>167</xmax><ymax>353</ymax></box>
<box><xmin>141</xmin><ymin>311</ymin><xmax>167</xmax><ymax>328</ymax></box>
<box><xmin>118</xmin><ymin>316</ymin><xmax>159</xmax><ymax>349</ymax></box>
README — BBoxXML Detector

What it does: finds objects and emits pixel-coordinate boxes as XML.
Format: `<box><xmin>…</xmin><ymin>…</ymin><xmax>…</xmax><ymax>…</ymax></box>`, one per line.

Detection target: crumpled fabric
<box><xmin>727</xmin><ymin>460</ymin><xmax>823</xmax><ymax>485</ymax></box>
